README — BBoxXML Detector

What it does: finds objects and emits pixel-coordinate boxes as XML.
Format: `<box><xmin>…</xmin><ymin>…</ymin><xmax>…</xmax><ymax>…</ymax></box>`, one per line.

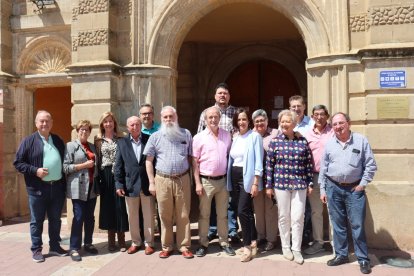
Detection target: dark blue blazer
<box><xmin>114</xmin><ymin>133</ymin><xmax>151</xmax><ymax>197</ymax></box>
<box><xmin>14</xmin><ymin>132</ymin><xmax>66</xmax><ymax>196</ymax></box>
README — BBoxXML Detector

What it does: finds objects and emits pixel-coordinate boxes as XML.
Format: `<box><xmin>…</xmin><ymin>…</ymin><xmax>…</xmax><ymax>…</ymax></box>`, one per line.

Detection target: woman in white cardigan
<box><xmin>226</xmin><ymin>108</ymin><xmax>263</xmax><ymax>262</ymax></box>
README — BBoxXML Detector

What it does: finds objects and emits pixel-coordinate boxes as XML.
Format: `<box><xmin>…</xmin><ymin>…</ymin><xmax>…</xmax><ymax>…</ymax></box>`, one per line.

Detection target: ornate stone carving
<box><xmin>72</xmin><ymin>0</ymin><xmax>110</xmax><ymax>21</ymax></box>
<box><xmin>350</xmin><ymin>14</ymin><xmax>368</xmax><ymax>32</ymax></box>
<box><xmin>77</xmin><ymin>29</ymin><xmax>109</xmax><ymax>47</ymax></box>
<box><xmin>369</xmin><ymin>5</ymin><xmax>414</xmax><ymax>26</ymax></box>
<box><xmin>18</xmin><ymin>39</ymin><xmax>71</xmax><ymax>75</ymax></box>
<box><xmin>351</xmin><ymin>5</ymin><xmax>414</xmax><ymax>32</ymax></box>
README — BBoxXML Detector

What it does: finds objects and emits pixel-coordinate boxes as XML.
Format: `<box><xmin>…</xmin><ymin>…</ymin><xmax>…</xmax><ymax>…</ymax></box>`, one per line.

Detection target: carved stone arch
<box><xmin>17</xmin><ymin>36</ymin><xmax>71</xmax><ymax>75</ymax></box>
<box><xmin>148</xmin><ymin>0</ymin><xmax>330</xmax><ymax>68</ymax></box>
<box><xmin>207</xmin><ymin>44</ymin><xmax>307</xmax><ymax>96</ymax></box>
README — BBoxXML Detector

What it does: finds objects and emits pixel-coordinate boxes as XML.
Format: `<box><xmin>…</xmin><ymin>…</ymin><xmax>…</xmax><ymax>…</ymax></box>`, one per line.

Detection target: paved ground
<box><xmin>0</xmin><ymin>216</ymin><xmax>413</xmax><ymax>276</ymax></box>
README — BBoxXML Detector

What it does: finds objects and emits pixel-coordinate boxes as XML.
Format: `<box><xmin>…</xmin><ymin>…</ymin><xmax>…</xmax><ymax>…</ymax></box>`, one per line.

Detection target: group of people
<box><xmin>14</xmin><ymin>83</ymin><xmax>377</xmax><ymax>274</ymax></box>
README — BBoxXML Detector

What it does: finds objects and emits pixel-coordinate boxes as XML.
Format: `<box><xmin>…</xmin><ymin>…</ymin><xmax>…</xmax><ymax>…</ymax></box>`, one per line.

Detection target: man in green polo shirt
<box><xmin>14</xmin><ymin>110</ymin><xmax>68</xmax><ymax>263</ymax></box>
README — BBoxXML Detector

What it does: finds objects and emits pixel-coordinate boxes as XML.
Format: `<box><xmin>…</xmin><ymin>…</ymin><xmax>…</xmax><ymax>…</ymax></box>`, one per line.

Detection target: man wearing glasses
<box><xmin>139</xmin><ymin>104</ymin><xmax>160</xmax><ymax>135</ymax></box>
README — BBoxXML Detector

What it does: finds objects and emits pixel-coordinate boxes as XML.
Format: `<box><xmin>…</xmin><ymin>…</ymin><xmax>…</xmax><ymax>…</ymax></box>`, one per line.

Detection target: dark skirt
<box><xmin>98</xmin><ymin>166</ymin><xmax>129</xmax><ymax>232</ymax></box>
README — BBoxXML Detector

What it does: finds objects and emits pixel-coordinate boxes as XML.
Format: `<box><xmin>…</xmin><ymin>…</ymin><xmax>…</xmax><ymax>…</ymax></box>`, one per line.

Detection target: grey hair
<box><xmin>160</xmin><ymin>105</ymin><xmax>177</xmax><ymax>115</ymax></box>
<box><xmin>35</xmin><ymin>110</ymin><xmax>52</xmax><ymax>122</ymax></box>
<box><xmin>204</xmin><ymin>106</ymin><xmax>221</xmax><ymax>120</ymax></box>
<box><xmin>332</xmin><ymin>112</ymin><xmax>351</xmax><ymax>122</ymax></box>
<box><xmin>252</xmin><ymin>109</ymin><xmax>268</xmax><ymax>121</ymax></box>
<box><xmin>278</xmin><ymin>109</ymin><xmax>297</xmax><ymax>125</ymax></box>
<box><xmin>312</xmin><ymin>104</ymin><xmax>329</xmax><ymax>116</ymax></box>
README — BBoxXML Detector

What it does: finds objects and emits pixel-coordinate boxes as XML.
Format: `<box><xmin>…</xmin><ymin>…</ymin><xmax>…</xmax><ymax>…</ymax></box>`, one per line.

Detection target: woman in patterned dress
<box><xmin>94</xmin><ymin>111</ymin><xmax>129</xmax><ymax>251</ymax></box>
<box><xmin>265</xmin><ymin>109</ymin><xmax>313</xmax><ymax>265</ymax></box>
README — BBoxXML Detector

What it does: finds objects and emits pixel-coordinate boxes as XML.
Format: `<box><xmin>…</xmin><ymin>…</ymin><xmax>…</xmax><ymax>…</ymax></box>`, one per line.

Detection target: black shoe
<box><xmin>32</xmin><ymin>249</ymin><xmax>45</xmax><ymax>263</ymax></box>
<box><xmin>207</xmin><ymin>233</ymin><xmax>217</xmax><ymax>241</ymax></box>
<box><xmin>49</xmin><ymin>246</ymin><xmax>69</xmax><ymax>257</ymax></box>
<box><xmin>220</xmin><ymin>245</ymin><xmax>236</xmax><ymax>256</ymax></box>
<box><xmin>360</xmin><ymin>261</ymin><xmax>372</xmax><ymax>274</ymax></box>
<box><xmin>327</xmin><ymin>256</ymin><xmax>349</xmax><ymax>266</ymax></box>
<box><xmin>195</xmin><ymin>246</ymin><xmax>207</xmax><ymax>257</ymax></box>
<box><xmin>229</xmin><ymin>235</ymin><xmax>241</xmax><ymax>244</ymax></box>
<box><xmin>70</xmin><ymin>250</ymin><xmax>82</xmax><ymax>262</ymax></box>
<box><xmin>84</xmin><ymin>244</ymin><xmax>98</xmax><ymax>254</ymax></box>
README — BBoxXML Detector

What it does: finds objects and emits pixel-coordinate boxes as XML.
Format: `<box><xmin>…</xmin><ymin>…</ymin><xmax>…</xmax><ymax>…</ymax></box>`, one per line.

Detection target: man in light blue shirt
<box><xmin>319</xmin><ymin>112</ymin><xmax>377</xmax><ymax>274</ymax></box>
<box><xmin>289</xmin><ymin>95</ymin><xmax>314</xmax><ymax>136</ymax></box>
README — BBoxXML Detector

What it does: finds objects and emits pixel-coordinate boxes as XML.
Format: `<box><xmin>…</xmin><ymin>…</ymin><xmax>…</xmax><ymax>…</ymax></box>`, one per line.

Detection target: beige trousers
<box><xmin>125</xmin><ymin>191</ymin><xmax>155</xmax><ymax>247</ymax></box>
<box><xmin>253</xmin><ymin>189</ymin><xmax>278</xmax><ymax>243</ymax></box>
<box><xmin>275</xmin><ymin>189</ymin><xmax>307</xmax><ymax>252</ymax></box>
<box><xmin>309</xmin><ymin>173</ymin><xmax>332</xmax><ymax>243</ymax></box>
<box><xmin>198</xmin><ymin>177</ymin><xmax>229</xmax><ymax>247</ymax></box>
<box><xmin>155</xmin><ymin>173</ymin><xmax>191</xmax><ymax>252</ymax></box>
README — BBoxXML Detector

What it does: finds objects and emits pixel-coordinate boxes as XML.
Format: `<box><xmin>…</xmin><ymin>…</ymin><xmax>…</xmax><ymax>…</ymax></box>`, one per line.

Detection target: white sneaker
<box><xmin>282</xmin><ymin>247</ymin><xmax>294</xmax><ymax>261</ymax></box>
<box><xmin>304</xmin><ymin>241</ymin><xmax>324</xmax><ymax>255</ymax></box>
<box><xmin>293</xmin><ymin>250</ymin><xmax>304</xmax><ymax>264</ymax></box>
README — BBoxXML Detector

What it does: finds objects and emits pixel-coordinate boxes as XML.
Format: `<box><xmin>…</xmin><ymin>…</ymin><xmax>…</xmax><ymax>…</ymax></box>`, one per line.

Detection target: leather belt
<box><xmin>327</xmin><ymin>176</ymin><xmax>360</xmax><ymax>187</ymax></box>
<box><xmin>42</xmin><ymin>179</ymin><xmax>61</xmax><ymax>185</ymax></box>
<box><xmin>156</xmin><ymin>170</ymin><xmax>189</xmax><ymax>179</ymax></box>
<box><xmin>200</xmin><ymin>174</ymin><xmax>226</xmax><ymax>181</ymax></box>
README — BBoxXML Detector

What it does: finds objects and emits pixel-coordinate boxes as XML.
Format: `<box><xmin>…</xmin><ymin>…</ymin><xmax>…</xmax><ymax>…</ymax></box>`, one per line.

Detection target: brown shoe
<box><xmin>145</xmin><ymin>246</ymin><xmax>155</xmax><ymax>255</ymax></box>
<box><xmin>127</xmin><ymin>245</ymin><xmax>140</xmax><ymax>254</ymax></box>
<box><xmin>108</xmin><ymin>230</ymin><xmax>117</xmax><ymax>252</ymax></box>
<box><xmin>159</xmin><ymin>250</ymin><xmax>172</xmax><ymax>258</ymax></box>
<box><xmin>117</xmin><ymin>232</ymin><xmax>127</xmax><ymax>252</ymax></box>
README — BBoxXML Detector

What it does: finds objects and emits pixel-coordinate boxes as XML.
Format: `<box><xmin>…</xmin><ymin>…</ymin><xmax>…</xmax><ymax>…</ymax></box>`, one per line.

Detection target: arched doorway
<box><xmin>226</xmin><ymin>60</ymin><xmax>300</xmax><ymax>128</ymax></box>
<box><xmin>174</xmin><ymin>2</ymin><xmax>308</xmax><ymax>133</ymax></box>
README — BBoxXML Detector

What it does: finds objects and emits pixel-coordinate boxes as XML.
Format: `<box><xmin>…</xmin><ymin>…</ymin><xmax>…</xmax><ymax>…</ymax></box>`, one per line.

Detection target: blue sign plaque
<box><xmin>380</xmin><ymin>70</ymin><xmax>406</xmax><ymax>88</ymax></box>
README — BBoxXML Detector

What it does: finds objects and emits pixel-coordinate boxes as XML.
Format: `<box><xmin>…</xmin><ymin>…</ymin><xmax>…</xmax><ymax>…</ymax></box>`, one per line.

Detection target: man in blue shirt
<box><xmin>289</xmin><ymin>95</ymin><xmax>314</xmax><ymax>136</ymax></box>
<box><xmin>14</xmin><ymin>110</ymin><xmax>68</xmax><ymax>263</ymax></box>
<box><xmin>319</xmin><ymin>112</ymin><xmax>377</xmax><ymax>274</ymax></box>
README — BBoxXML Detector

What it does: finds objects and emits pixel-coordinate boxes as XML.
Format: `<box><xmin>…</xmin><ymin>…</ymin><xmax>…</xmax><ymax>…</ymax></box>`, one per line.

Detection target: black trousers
<box><xmin>230</xmin><ymin>166</ymin><xmax>257</xmax><ymax>246</ymax></box>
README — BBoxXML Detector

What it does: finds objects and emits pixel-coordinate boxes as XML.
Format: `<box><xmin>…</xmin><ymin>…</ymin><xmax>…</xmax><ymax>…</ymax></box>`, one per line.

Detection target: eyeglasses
<box><xmin>79</xmin><ymin>128</ymin><xmax>90</xmax><ymax>132</ymax></box>
<box><xmin>140</xmin><ymin>112</ymin><xmax>153</xmax><ymax>116</ymax></box>
<box><xmin>254</xmin><ymin>119</ymin><xmax>266</xmax><ymax>124</ymax></box>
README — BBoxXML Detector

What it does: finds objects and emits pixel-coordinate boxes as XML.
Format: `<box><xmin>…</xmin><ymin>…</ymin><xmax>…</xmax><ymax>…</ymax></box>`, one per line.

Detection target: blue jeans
<box><xmin>70</xmin><ymin>198</ymin><xmax>97</xmax><ymax>250</ymax></box>
<box><xmin>208</xmin><ymin>197</ymin><xmax>239</xmax><ymax>237</ymax></box>
<box><xmin>28</xmin><ymin>182</ymin><xmax>65</xmax><ymax>252</ymax></box>
<box><xmin>326</xmin><ymin>179</ymin><xmax>369</xmax><ymax>263</ymax></box>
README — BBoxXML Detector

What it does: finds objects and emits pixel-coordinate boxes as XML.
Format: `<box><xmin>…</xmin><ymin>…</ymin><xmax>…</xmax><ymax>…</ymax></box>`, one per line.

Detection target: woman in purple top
<box><xmin>265</xmin><ymin>109</ymin><xmax>313</xmax><ymax>265</ymax></box>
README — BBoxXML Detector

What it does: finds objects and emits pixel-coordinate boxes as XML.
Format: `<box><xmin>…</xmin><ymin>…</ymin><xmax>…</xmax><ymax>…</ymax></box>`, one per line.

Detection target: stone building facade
<box><xmin>0</xmin><ymin>0</ymin><xmax>413</xmax><ymax>250</ymax></box>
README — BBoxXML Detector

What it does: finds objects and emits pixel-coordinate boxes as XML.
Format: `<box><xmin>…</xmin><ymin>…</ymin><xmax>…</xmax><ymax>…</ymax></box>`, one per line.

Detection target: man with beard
<box><xmin>144</xmin><ymin>106</ymin><xmax>194</xmax><ymax>259</ymax></box>
<box><xmin>139</xmin><ymin>104</ymin><xmax>160</xmax><ymax>135</ymax></box>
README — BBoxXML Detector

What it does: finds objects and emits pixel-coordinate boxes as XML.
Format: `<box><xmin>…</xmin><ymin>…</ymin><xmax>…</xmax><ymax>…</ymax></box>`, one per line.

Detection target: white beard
<box><xmin>160</xmin><ymin>121</ymin><xmax>185</xmax><ymax>141</ymax></box>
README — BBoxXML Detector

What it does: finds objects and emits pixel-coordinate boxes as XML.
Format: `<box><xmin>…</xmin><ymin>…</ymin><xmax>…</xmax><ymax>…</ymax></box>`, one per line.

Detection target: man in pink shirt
<box><xmin>192</xmin><ymin>106</ymin><xmax>235</xmax><ymax>257</ymax></box>
<box><xmin>304</xmin><ymin>104</ymin><xmax>334</xmax><ymax>255</ymax></box>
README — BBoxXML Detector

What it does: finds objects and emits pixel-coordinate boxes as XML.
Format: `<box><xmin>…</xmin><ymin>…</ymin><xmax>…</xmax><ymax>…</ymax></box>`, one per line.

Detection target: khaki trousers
<box><xmin>309</xmin><ymin>173</ymin><xmax>332</xmax><ymax>243</ymax></box>
<box><xmin>198</xmin><ymin>177</ymin><xmax>229</xmax><ymax>247</ymax></box>
<box><xmin>156</xmin><ymin>173</ymin><xmax>191</xmax><ymax>252</ymax></box>
<box><xmin>125</xmin><ymin>191</ymin><xmax>155</xmax><ymax>247</ymax></box>
<box><xmin>253</xmin><ymin>189</ymin><xmax>278</xmax><ymax>242</ymax></box>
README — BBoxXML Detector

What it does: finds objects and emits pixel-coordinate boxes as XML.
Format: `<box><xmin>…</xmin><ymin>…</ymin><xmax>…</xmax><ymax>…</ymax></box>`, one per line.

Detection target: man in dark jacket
<box><xmin>14</xmin><ymin>110</ymin><xmax>68</xmax><ymax>263</ymax></box>
<box><xmin>114</xmin><ymin>116</ymin><xmax>155</xmax><ymax>255</ymax></box>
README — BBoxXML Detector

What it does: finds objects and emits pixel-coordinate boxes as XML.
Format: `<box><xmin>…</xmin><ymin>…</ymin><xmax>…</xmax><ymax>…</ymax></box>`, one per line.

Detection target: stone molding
<box><xmin>72</xmin><ymin>0</ymin><xmax>109</xmax><ymax>21</ymax></box>
<box><xmin>17</xmin><ymin>37</ymin><xmax>71</xmax><ymax>75</ymax></box>
<box><xmin>350</xmin><ymin>5</ymin><xmax>414</xmax><ymax>32</ymax></box>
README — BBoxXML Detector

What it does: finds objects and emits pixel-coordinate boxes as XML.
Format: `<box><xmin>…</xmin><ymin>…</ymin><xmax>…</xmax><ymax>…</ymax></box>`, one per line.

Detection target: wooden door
<box><xmin>226</xmin><ymin>60</ymin><xmax>300</xmax><ymax>128</ymax></box>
